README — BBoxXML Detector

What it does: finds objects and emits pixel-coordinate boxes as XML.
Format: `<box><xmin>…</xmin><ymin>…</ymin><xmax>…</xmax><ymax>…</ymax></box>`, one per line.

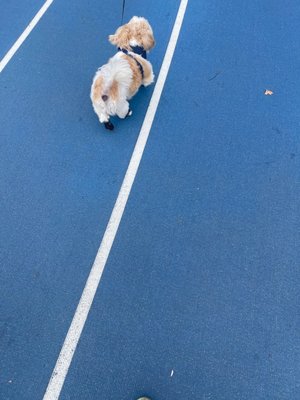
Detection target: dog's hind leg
<box><xmin>93</xmin><ymin>105</ymin><xmax>114</xmax><ymax>130</ymax></box>
<box><xmin>116</xmin><ymin>100</ymin><xmax>132</xmax><ymax>119</ymax></box>
<box><xmin>99</xmin><ymin>112</ymin><xmax>109</xmax><ymax>123</ymax></box>
<box><xmin>100</xmin><ymin>113</ymin><xmax>114</xmax><ymax>130</ymax></box>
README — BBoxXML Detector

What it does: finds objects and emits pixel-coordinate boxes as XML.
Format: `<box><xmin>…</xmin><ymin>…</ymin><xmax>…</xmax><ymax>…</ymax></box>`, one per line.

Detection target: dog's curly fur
<box><xmin>91</xmin><ymin>17</ymin><xmax>155</xmax><ymax>130</ymax></box>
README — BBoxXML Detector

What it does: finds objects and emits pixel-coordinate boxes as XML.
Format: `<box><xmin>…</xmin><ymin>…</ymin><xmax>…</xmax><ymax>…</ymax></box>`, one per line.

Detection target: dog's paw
<box><xmin>104</xmin><ymin>121</ymin><xmax>114</xmax><ymax>131</ymax></box>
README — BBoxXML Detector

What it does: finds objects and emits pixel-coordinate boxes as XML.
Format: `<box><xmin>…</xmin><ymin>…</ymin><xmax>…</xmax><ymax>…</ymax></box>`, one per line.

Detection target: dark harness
<box><xmin>118</xmin><ymin>46</ymin><xmax>147</xmax><ymax>79</ymax></box>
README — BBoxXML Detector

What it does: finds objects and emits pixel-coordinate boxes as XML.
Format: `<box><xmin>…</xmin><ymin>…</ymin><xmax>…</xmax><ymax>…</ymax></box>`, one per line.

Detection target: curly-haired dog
<box><xmin>91</xmin><ymin>16</ymin><xmax>155</xmax><ymax>131</ymax></box>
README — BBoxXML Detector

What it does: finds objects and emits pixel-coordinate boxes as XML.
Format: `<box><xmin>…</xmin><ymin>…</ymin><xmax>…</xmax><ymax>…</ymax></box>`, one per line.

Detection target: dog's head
<box><xmin>109</xmin><ymin>16</ymin><xmax>155</xmax><ymax>52</ymax></box>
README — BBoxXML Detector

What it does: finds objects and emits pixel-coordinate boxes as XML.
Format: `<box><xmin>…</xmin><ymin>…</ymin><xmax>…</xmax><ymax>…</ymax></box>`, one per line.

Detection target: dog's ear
<box><xmin>108</xmin><ymin>26</ymin><xmax>130</xmax><ymax>48</ymax></box>
<box><xmin>108</xmin><ymin>34</ymin><xmax>118</xmax><ymax>45</ymax></box>
<box><xmin>143</xmin><ymin>33</ymin><xmax>155</xmax><ymax>51</ymax></box>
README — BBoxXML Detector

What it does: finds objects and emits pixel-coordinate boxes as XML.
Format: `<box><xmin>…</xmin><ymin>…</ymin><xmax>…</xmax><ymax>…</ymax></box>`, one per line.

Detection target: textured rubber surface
<box><xmin>1</xmin><ymin>0</ymin><xmax>300</xmax><ymax>399</ymax></box>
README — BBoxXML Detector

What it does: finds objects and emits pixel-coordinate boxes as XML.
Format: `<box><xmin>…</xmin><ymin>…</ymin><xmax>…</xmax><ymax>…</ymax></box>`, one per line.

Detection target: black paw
<box><xmin>104</xmin><ymin>121</ymin><xmax>114</xmax><ymax>131</ymax></box>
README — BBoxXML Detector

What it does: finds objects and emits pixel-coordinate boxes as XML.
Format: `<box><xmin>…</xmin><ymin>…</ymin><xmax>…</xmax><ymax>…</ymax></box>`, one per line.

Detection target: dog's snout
<box><xmin>102</xmin><ymin>95</ymin><xmax>108</xmax><ymax>102</ymax></box>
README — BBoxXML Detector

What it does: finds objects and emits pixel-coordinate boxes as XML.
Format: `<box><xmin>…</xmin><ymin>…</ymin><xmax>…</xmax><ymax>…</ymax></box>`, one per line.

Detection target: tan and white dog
<box><xmin>91</xmin><ymin>16</ymin><xmax>155</xmax><ymax>130</ymax></box>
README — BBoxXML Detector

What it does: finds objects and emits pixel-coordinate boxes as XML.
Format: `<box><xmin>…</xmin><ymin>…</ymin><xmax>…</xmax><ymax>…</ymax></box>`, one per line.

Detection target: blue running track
<box><xmin>0</xmin><ymin>0</ymin><xmax>300</xmax><ymax>399</ymax></box>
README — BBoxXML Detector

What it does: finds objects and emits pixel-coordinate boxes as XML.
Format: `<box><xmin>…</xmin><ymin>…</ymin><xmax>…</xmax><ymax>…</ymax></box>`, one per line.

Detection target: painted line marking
<box><xmin>0</xmin><ymin>0</ymin><xmax>54</xmax><ymax>73</ymax></box>
<box><xmin>43</xmin><ymin>0</ymin><xmax>189</xmax><ymax>398</ymax></box>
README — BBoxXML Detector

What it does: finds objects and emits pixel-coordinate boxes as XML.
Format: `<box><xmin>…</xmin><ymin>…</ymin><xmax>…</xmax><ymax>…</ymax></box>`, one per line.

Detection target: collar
<box><xmin>130</xmin><ymin>45</ymin><xmax>147</xmax><ymax>59</ymax></box>
<box><xmin>118</xmin><ymin>48</ymin><xmax>145</xmax><ymax>79</ymax></box>
<box><xmin>118</xmin><ymin>45</ymin><xmax>147</xmax><ymax>60</ymax></box>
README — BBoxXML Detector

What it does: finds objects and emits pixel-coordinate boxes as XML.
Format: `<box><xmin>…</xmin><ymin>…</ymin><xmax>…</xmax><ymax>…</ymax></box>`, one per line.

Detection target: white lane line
<box><xmin>43</xmin><ymin>0</ymin><xmax>189</xmax><ymax>398</ymax></box>
<box><xmin>0</xmin><ymin>0</ymin><xmax>54</xmax><ymax>73</ymax></box>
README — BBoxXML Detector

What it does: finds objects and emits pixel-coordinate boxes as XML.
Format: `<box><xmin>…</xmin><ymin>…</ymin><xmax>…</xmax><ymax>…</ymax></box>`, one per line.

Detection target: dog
<box><xmin>91</xmin><ymin>16</ymin><xmax>155</xmax><ymax>131</ymax></box>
